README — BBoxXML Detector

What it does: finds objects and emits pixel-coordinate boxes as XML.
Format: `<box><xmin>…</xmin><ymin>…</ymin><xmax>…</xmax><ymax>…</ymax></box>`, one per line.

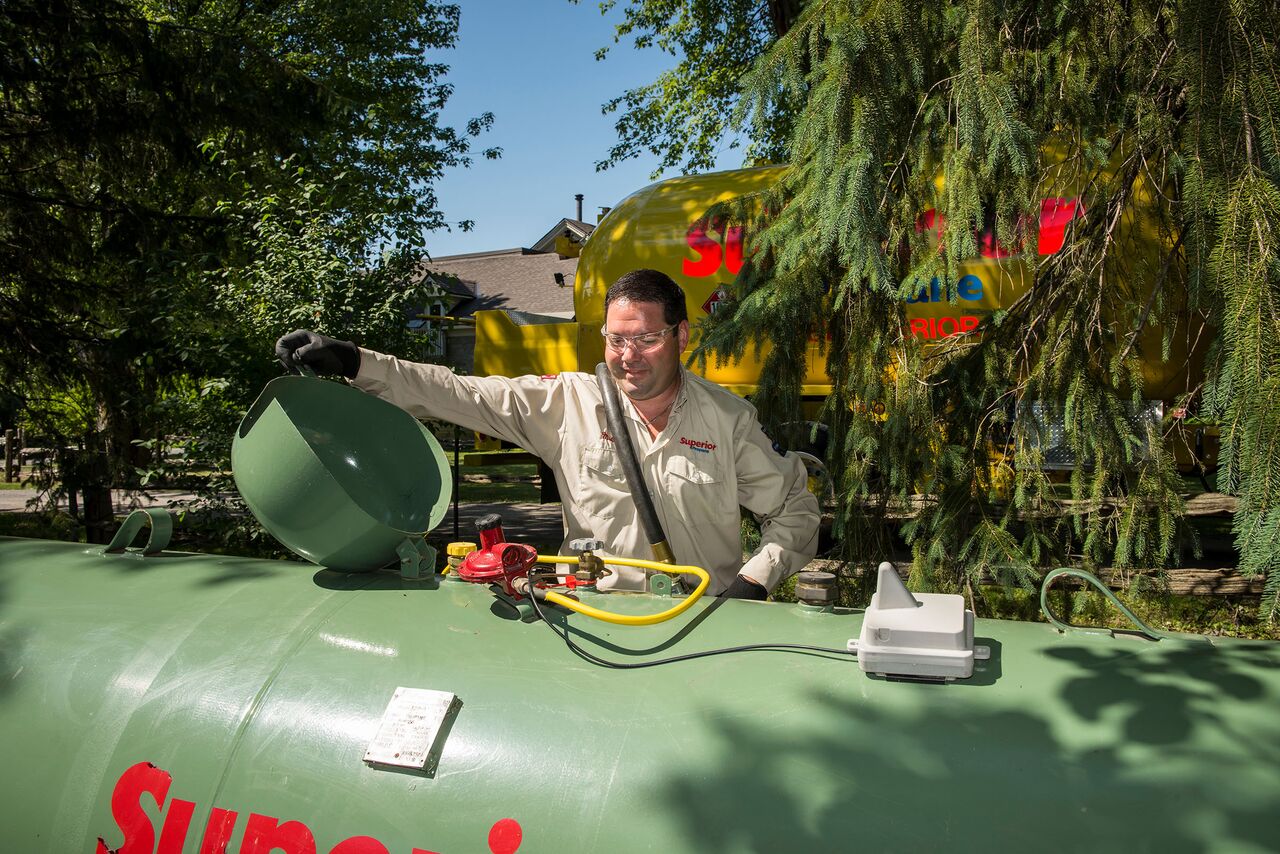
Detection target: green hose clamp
<box><xmin>103</xmin><ymin>508</ymin><xmax>174</xmax><ymax>557</ymax></box>
<box><xmin>1039</xmin><ymin>567</ymin><xmax>1168</xmax><ymax>641</ymax></box>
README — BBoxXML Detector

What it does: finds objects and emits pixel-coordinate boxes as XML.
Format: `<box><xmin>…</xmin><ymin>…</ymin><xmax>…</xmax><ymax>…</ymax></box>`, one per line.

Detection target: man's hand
<box><xmin>720</xmin><ymin>574</ymin><xmax>768</xmax><ymax>601</ymax></box>
<box><xmin>275</xmin><ymin>330</ymin><xmax>360</xmax><ymax>379</ymax></box>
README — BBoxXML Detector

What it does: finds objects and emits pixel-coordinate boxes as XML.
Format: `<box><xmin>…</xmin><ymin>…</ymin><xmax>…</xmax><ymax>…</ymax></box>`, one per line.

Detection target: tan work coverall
<box><xmin>353</xmin><ymin>350</ymin><xmax>820</xmax><ymax>594</ymax></box>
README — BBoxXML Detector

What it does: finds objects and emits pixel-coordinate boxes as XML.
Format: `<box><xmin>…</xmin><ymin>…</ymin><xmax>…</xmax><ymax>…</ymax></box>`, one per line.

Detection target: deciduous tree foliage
<box><xmin>586</xmin><ymin>0</ymin><xmax>797</xmax><ymax>175</ymax></box>
<box><xmin>598</xmin><ymin>0</ymin><xmax>1280</xmax><ymax>617</ymax></box>
<box><xmin>0</xmin><ymin>0</ymin><xmax>494</xmax><ymax>540</ymax></box>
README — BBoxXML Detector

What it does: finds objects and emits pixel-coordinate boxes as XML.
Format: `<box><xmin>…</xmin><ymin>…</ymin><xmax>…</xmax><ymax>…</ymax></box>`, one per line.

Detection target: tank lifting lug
<box><xmin>103</xmin><ymin>508</ymin><xmax>173</xmax><ymax>558</ymax></box>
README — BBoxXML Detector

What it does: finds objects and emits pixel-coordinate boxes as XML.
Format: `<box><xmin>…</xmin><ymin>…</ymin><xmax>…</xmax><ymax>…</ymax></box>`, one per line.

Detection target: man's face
<box><xmin>603</xmin><ymin>298</ymin><xmax>689</xmax><ymax>401</ymax></box>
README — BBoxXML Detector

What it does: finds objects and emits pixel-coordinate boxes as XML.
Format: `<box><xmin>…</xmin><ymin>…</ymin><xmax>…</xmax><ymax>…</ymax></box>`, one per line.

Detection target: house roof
<box><xmin>530</xmin><ymin>218</ymin><xmax>596</xmax><ymax>254</ymax></box>
<box><xmin>420</xmin><ymin>247</ymin><xmax>578</xmax><ymax>317</ymax></box>
<box><xmin>419</xmin><ymin>269</ymin><xmax>477</xmax><ymax>299</ymax></box>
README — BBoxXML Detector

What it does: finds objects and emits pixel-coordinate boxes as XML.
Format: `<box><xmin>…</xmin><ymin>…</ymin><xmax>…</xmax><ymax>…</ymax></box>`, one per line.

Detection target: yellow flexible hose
<box><xmin>532</xmin><ymin>554</ymin><xmax>711</xmax><ymax>626</ymax></box>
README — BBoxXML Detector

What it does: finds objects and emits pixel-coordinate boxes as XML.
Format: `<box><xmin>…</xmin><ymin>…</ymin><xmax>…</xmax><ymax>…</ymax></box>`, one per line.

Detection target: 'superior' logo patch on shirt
<box><xmin>680</xmin><ymin>436</ymin><xmax>717</xmax><ymax>453</ymax></box>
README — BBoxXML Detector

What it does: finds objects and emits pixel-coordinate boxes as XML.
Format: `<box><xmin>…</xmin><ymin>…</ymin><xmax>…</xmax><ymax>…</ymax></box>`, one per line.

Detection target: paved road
<box><xmin>435</xmin><ymin>502</ymin><xmax>563</xmax><ymax>546</ymax></box>
<box><xmin>0</xmin><ymin>487</ymin><xmax>565</xmax><ymax>548</ymax></box>
<box><xmin>0</xmin><ymin>488</ymin><xmax>203</xmax><ymax>514</ymax></box>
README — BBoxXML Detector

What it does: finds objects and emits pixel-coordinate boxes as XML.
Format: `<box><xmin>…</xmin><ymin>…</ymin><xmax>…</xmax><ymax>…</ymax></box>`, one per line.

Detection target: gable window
<box><xmin>420</xmin><ymin>299</ymin><xmax>446</xmax><ymax>356</ymax></box>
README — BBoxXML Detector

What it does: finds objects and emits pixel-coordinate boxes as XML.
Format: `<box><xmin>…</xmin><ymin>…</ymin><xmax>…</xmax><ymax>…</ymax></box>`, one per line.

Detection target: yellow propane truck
<box><xmin>472</xmin><ymin>165</ymin><xmax>1212</xmax><ymax>474</ymax></box>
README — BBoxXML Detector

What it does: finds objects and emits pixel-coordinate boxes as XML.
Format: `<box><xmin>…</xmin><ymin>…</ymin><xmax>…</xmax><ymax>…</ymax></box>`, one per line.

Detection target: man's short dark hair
<box><xmin>604</xmin><ymin>269</ymin><xmax>688</xmax><ymax>326</ymax></box>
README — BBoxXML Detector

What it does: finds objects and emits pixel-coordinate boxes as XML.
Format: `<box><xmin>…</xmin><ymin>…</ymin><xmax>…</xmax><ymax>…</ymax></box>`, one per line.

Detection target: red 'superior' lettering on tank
<box><xmin>96</xmin><ymin>762</ymin><xmax>520</xmax><ymax>854</ymax></box>
<box><xmin>97</xmin><ymin>762</ymin><xmax>171</xmax><ymax>854</ymax></box>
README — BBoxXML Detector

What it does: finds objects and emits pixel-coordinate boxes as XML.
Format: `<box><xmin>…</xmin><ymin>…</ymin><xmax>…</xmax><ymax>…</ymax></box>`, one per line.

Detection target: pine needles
<box><xmin>685</xmin><ymin>0</ymin><xmax>1280</xmax><ymax>616</ymax></box>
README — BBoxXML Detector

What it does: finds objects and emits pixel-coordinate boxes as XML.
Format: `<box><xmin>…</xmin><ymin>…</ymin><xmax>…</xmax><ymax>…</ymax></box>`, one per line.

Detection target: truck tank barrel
<box><xmin>2</xmin><ymin>535</ymin><xmax>1279</xmax><ymax>853</ymax></box>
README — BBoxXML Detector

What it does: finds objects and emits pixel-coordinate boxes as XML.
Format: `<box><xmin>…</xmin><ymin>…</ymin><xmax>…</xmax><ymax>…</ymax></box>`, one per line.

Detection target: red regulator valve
<box><xmin>456</xmin><ymin>513</ymin><xmax>538</xmax><ymax>597</ymax></box>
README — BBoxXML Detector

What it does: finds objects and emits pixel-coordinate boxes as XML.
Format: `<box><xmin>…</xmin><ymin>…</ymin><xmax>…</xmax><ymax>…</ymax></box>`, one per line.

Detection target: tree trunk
<box><xmin>767</xmin><ymin>0</ymin><xmax>804</xmax><ymax>39</ymax></box>
<box><xmin>80</xmin><ymin>440</ymin><xmax>114</xmax><ymax>545</ymax></box>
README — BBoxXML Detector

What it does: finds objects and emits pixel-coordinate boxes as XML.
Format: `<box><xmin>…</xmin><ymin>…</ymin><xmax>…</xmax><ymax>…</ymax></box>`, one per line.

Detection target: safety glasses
<box><xmin>600</xmin><ymin>324</ymin><xmax>678</xmax><ymax>353</ymax></box>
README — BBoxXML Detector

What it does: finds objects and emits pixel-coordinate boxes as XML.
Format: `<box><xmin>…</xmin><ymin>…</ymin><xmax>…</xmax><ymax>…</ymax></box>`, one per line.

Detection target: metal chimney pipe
<box><xmin>575</xmin><ymin>194</ymin><xmax>584</xmax><ymax>221</ymax></box>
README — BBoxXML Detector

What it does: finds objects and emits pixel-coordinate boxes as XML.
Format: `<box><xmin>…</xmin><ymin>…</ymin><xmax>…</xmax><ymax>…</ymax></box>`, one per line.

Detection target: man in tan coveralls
<box><xmin>276</xmin><ymin>269</ymin><xmax>819</xmax><ymax>599</ymax></box>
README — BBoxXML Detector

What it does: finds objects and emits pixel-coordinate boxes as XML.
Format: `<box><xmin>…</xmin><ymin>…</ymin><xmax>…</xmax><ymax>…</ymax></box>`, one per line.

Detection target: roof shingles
<box><xmin>422</xmin><ymin>248</ymin><xmax>578</xmax><ymax>317</ymax></box>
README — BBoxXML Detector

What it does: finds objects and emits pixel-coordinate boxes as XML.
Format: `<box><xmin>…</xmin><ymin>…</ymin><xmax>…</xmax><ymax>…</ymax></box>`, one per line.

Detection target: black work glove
<box><xmin>275</xmin><ymin>329</ymin><xmax>360</xmax><ymax>379</ymax></box>
<box><xmin>720</xmin><ymin>574</ymin><xmax>769</xmax><ymax>601</ymax></box>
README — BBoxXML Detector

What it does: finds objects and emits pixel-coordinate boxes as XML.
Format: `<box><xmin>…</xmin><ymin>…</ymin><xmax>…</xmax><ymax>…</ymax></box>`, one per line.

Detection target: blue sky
<box><xmin>426</xmin><ymin>1</ymin><xmax>740</xmax><ymax>258</ymax></box>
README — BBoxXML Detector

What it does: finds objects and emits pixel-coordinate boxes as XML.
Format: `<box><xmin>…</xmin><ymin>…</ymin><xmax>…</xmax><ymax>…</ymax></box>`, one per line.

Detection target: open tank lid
<box><xmin>231</xmin><ymin>374</ymin><xmax>452</xmax><ymax>572</ymax></box>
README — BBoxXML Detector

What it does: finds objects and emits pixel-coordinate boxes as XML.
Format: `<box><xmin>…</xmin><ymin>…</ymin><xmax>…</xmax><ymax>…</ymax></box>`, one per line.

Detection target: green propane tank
<box><xmin>1</xmin><ymin>530</ymin><xmax>1279</xmax><ymax>853</ymax></box>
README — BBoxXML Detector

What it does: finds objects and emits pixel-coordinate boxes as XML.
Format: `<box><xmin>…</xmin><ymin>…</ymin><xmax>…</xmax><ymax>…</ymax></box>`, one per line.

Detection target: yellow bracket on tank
<box><xmin>533</xmin><ymin>554</ymin><xmax>710</xmax><ymax>627</ymax></box>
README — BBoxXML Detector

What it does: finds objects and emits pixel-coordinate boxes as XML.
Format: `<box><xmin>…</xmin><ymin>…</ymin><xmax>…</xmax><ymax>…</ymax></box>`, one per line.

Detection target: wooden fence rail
<box><xmin>806</xmin><ymin>558</ymin><xmax>1262</xmax><ymax>596</ymax></box>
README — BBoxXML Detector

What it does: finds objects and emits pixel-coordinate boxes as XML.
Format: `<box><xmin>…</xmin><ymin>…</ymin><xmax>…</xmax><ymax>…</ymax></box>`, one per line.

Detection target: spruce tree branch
<box><xmin>1242</xmin><ymin>102</ymin><xmax>1257</xmax><ymax>171</ymax></box>
<box><xmin>1117</xmin><ymin>232</ymin><xmax>1185</xmax><ymax>365</ymax></box>
<box><xmin>1142</xmin><ymin>32</ymin><xmax>1178</xmax><ymax>97</ymax></box>
<box><xmin>882</xmin><ymin>75</ymin><xmax>957</xmax><ymax>212</ymax></box>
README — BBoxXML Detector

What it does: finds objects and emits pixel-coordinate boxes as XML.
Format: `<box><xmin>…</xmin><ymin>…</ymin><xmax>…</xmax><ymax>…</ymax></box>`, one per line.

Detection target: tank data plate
<box><xmin>364</xmin><ymin>687</ymin><xmax>462</xmax><ymax>775</ymax></box>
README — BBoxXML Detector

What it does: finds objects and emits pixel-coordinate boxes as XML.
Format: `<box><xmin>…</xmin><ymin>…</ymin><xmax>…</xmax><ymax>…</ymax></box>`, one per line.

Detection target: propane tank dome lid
<box><xmin>231</xmin><ymin>374</ymin><xmax>453</xmax><ymax>571</ymax></box>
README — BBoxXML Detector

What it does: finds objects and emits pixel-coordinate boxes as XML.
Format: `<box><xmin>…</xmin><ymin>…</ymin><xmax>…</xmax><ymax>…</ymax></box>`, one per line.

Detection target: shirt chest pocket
<box><xmin>665</xmin><ymin>455</ymin><xmax>738</xmax><ymax>523</ymax></box>
<box><xmin>578</xmin><ymin>443</ymin><xmax>631</xmax><ymax>521</ymax></box>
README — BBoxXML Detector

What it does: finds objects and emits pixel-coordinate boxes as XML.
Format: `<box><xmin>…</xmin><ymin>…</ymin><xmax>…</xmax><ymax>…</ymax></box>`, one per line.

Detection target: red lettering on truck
<box><xmin>916</xmin><ymin>198</ymin><xmax>1083</xmax><ymax>257</ymax></box>
<box><xmin>96</xmin><ymin>762</ymin><xmax>517</xmax><ymax>854</ymax></box>
<box><xmin>683</xmin><ymin>221</ymin><xmax>722</xmax><ymax>277</ymax></box>
<box><xmin>907</xmin><ymin>316</ymin><xmax>980</xmax><ymax>339</ymax></box>
<box><xmin>688</xmin><ymin>199</ymin><xmax>1083</xmax><ymax>282</ymax></box>
<box><xmin>684</xmin><ymin>221</ymin><xmax>746</xmax><ymax>278</ymax></box>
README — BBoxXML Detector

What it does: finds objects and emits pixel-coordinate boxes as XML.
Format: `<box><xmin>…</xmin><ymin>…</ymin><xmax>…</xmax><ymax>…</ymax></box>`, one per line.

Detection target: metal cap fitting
<box><xmin>795</xmin><ymin>571</ymin><xmax>837</xmax><ymax>606</ymax></box>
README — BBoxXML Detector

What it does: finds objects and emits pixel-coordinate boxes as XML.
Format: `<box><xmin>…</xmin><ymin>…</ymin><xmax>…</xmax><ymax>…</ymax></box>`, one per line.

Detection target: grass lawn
<box><xmin>0</xmin><ymin>511</ymin><xmax>81</xmax><ymax>540</ymax></box>
<box><xmin>454</xmin><ymin>461</ymin><xmax>542</xmax><ymax>504</ymax></box>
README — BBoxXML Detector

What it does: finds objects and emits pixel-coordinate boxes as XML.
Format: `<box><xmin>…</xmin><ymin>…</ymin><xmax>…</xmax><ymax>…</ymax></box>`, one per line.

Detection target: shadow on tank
<box><xmin>1045</xmin><ymin>640</ymin><xmax>1273</xmax><ymax>746</ymax></box>
<box><xmin>653</xmin><ymin>639</ymin><xmax>1280</xmax><ymax>852</ymax></box>
<box><xmin>0</xmin><ymin>571</ymin><xmax>25</xmax><ymax>701</ymax></box>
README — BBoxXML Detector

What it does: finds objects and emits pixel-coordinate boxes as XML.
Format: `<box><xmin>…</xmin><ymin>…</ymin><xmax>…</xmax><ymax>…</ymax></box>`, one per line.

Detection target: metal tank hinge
<box><xmin>396</xmin><ymin>536</ymin><xmax>438</xmax><ymax>584</ymax></box>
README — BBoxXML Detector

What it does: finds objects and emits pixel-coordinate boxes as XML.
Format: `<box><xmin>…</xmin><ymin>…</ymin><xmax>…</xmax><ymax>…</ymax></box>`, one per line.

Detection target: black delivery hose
<box><xmin>595</xmin><ymin>363</ymin><xmax>676</xmax><ymax>564</ymax></box>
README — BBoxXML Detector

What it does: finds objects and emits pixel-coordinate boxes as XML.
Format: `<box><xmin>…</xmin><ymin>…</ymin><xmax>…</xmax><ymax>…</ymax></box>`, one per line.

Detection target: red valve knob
<box><xmin>457</xmin><ymin>514</ymin><xmax>538</xmax><ymax>597</ymax></box>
